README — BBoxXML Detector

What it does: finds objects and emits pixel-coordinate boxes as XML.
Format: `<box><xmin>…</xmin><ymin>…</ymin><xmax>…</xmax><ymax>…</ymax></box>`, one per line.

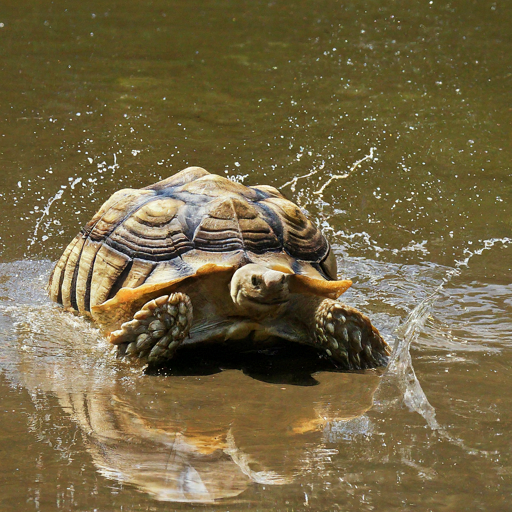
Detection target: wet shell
<box><xmin>49</xmin><ymin>167</ymin><xmax>337</xmax><ymax>314</ymax></box>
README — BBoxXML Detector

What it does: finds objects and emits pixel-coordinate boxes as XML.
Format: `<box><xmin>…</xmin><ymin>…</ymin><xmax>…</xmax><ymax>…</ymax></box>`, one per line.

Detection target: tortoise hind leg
<box><xmin>110</xmin><ymin>292</ymin><xmax>193</xmax><ymax>363</ymax></box>
<box><xmin>314</xmin><ymin>299</ymin><xmax>390</xmax><ymax>370</ymax></box>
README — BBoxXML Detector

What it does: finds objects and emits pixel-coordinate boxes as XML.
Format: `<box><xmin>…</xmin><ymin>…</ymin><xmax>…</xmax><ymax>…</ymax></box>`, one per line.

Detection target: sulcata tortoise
<box><xmin>48</xmin><ymin>167</ymin><xmax>390</xmax><ymax>369</ymax></box>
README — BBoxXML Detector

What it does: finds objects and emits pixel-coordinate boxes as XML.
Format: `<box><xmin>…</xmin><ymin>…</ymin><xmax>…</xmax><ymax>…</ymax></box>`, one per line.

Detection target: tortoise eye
<box><xmin>251</xmin><ymin>276</ymin><xmax>260</xmax><ymax>287</ymax></box>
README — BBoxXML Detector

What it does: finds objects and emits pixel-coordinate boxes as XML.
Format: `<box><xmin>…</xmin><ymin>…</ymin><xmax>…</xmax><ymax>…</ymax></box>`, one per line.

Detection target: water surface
<box><xmin>0</xmin><ymin>1</ymin><xmax>511</xmax><ymax>510</ymax></box>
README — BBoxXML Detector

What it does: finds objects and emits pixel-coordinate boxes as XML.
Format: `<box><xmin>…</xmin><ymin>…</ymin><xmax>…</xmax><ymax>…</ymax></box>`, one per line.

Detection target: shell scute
<box><xmin>89</xmin><ymin>245</ymin><xmax>131</xmax><ymax>309</ymax></box>
<box><xmin>75</xmin><ymin>239</ymin><xmax>102</xmax><ymax>312</ymax></box>
<box><xmin>128</xmin><ymin>197</ymin><xmax>183</xmax><ymax>226</ymax></box>
<box><xmin>84</xmin><ymin>188</ymin><xmax>154</xmax><ymax>242</ymax></box>
<box><xmin>119</xmin><ymin>258</ymin><xmax>156</xmax><ymax>290</ymax></box>
<box><xmin>193</xmin><ymin>196</ymin><xmax>280</xmax><ymax>253</ymax></box>
<box><xmin>108</xmin><ymin>197</ymin><xmax>192</xmax><ymax>261</ymax></box>
<box><xmin>261</xmin><ymin>196</ymin><xmax>328</xmax><ymax>262</ymax></box>
<box><xmin>49</xmin><ymin>232</ymin><xmax>82</xmax><ymax>304</ymax></box>
<box><xmin>60</xmin><ymin>234</ymin><xmax>87</xmax><ymax>309</ymax></box>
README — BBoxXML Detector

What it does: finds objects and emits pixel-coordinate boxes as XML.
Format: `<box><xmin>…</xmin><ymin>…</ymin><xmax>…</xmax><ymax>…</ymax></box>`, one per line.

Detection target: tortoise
<box><xmin>48</xmin><ymin>167</ymin><xmax>390</xmax><ymax>369</ymax></box>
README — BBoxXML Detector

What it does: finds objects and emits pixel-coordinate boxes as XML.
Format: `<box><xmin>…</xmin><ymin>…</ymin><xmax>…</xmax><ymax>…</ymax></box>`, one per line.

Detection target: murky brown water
<box><xmin>1</xmin><ymin>1</ymin><xmax>511</xmax><ymax>510</ymax></box>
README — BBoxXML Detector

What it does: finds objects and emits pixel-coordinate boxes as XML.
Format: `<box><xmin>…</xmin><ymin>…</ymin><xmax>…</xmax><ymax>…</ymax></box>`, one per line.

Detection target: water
<box><xmin>1</xmin><ymin>1</ymin><xmax>511</xmax><ymax>510</ymax></box>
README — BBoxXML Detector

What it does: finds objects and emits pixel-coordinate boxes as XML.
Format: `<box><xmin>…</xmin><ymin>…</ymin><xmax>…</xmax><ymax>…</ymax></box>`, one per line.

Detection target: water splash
<box><xmin>385</xmin><ymin>236</ymin><xmax>511</xmax><ymax>426</ymax></box>
<box><xmin>384</xmin><ymin>275</ymin><xmax>455</xmax><ymax>430</ymax></box>
<box><xmin>371</xmin><ymin>236</ymin><xmax>511</xmax><ymax>471</ymax></box>
<box><xmin>455</xmin><ymin>237</ymin><xmax>512</xmax><ymax>269</ymax></box>
<box><xmin>25</xmin><ymin>189</ymin><xmax>65</xmax><ymax>256</ymax></box>
<box><xmin>24</xmin><ymin>153</ymin><xmax>121</xmax><ymax>257</ymax></box>
<box><xmin>281</xmin><ymin>147</ymin><xmax>375</xmax><ymax>197</ymax></box>
<box><xmin>314</xmin><ymin>147</ymin><xmax>376</xmax><ymax>197</ymax></box>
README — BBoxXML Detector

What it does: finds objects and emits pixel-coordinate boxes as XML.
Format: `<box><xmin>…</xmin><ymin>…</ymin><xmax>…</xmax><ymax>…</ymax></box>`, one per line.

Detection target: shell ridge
<box><xmin>116</xmin><ymin>258</ymin><xmax>157</xmax><ymax>291</ymax></box>
<box><xmin>49</xmin><ymin>233</ymin><xmax>82</xmax><ymax>304</ymax></box>
<box><xmin>106</xmin><ymin>259</ymin><xmax>135</xmax><ymax>302</ymax></box>
<box><xmin>89</xmin><ymin>245</ymin><xmax>131</xmax><ymax>308</ymax></box>
<box><xmin>60</xmin><ymin>235</ymin><xmax>87</xmax><ymax>309</ymax></box>
<box><xmin>253</xmin><ymin>200</ymin><xmax>285</xmax><ymax>250</ymax></box>
<box><xmin>192</xmin><ymin>196</ymin><xmax>245</xmax><ymax>253</ymax></box>
<box><xmin>74</xmin><ymin>238</ymin><xmax>104</xmax><ymax>312</ymax></box>
<box><xmin>84</xmin><ymin>189</ymin><xmax>153</xmax><ymax>241</ymax></box>
<box><xmin>192</xmin><ymin>194</ymin><xmax>281</xmax><ymax>254</ymax></box>
<box><xmin>89</xmin><ymin>194</ymin><xmax>157</xmax><ymax>242</ymax></box>
<box><xmin>103</xmin><ymin>197</ymin><xmax>193</xmax><ymax>262</ymax></box>
<box><xmin>261</xmin><ymin>197</ymin><xmax>328</xmax><ymax>262</ymax></box>
<box><xmin>106</xmin><ymin>233</ymin><xmax>192</xmax><ymax>261</ymax></box>
<box><xmin>230</xmin><ymin>196</ymin><xmax>246</xmax><ymax>253</ymax></box>
<box><xmin>83</xmin><ymin>248</ymin><xmax>98</xmax><ymax>312</ymax></box>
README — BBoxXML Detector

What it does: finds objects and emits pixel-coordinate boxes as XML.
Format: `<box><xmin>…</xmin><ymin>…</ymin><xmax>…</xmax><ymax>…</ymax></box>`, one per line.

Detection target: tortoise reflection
<box><xmin>18</xmin><ymin>319</ymin><xmax>381</xmax><ymax>504</ymax></box>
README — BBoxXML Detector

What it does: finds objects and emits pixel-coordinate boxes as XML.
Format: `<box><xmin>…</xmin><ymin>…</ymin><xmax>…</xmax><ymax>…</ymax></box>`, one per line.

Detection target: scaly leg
<box><xmin>314</xmin><ymin>299</ymin><xmax>390</xmax><ymax>370</ymax></box>
<box><xmin>109</xmin><ymin>292</ymin><xmax>193</xmax><ymax>363</ymax></box>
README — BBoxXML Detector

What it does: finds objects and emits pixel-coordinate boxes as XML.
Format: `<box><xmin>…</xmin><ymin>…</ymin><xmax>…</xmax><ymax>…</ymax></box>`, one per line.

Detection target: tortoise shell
<box><xmin>49</xmin><ymin>167</ymin><xmax>338</xmax><ymax>315</ymax></box>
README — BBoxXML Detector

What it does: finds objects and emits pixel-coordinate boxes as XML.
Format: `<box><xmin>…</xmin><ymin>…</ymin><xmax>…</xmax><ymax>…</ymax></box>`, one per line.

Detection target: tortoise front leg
<box><xmin>314</xmin><ymin>299</ymin><xmax>390</xmax><ymax>370</ymax></box>
<box><xmin>109</xmin><ymin>292</ymin><xmax>193</xmax><ymax>363</ymax></box>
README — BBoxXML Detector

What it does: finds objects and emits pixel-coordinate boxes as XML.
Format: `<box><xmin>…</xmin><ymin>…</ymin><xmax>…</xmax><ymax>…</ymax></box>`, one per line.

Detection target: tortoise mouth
<box><xmin>248</xmin><ymin>295</ymin><xmax>289</xmax><ymax>306</ymax></box>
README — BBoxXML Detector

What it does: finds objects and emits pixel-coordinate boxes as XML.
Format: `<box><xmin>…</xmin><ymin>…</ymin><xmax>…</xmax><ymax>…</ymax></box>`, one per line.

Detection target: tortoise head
<box><xmin>230</xmin><ymin>264</ymin><xmax>290</xmax><ymax>316</ymax></box>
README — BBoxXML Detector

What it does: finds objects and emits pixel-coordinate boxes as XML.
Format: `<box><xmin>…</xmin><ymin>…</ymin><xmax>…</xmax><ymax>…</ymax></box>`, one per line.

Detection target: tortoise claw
<box><xmin>315</xmin><ymin>299</ymin><xmax>389</xmax><ymax>370</ymax></box>
<box><xmin>110</xmin><ymin>292</ymin><xmax>193</xmax><ymax>364</ymax></box>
